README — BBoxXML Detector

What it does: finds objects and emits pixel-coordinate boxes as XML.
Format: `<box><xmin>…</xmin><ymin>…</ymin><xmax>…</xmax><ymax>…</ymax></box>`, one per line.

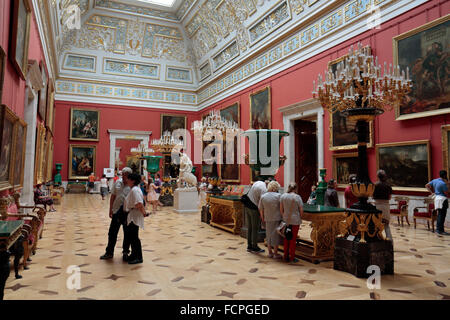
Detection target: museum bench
<box><xmin>413</xmin><ymin>197</ymin><xmax>437</xmax><ymax>232</ymax></box>
<box><xmin>390</xmin><ymin>196</ymin><xmax>410</xmax><ymax>226</ymax></box>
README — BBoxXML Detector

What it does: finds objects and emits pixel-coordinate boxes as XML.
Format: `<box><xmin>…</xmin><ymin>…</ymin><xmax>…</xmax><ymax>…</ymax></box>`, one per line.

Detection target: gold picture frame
<box><xmin>393</xmin><ymin>14</ymin><xmax>450</xmax><ymax>120</ymax></box>
<box><xmin>46</xmin><ymin>79</ymin><xmax>55</xmax><ymax>133</ymax></box>
<box><xmin>45</xmin><ymin>134</ymin><xmax>54</xmax><ymax>183</ymax></box>
<box><xmin>12</xmin><ymin>118</ymin><xmax>27</xmax><ymax>188</ymax></box>
<box><xmin>442</xmin><ymin>125</ymin><xmax>450</xmax><ymax>175</ymax></box>
<box><xmin>376</xmin><ymin>140</ymin><xmax>431</xmax><ymax>192</ymax></box>
<box><xmin>69</xmin><ymin>144</ymin><xmax>96</xmax><ymax>180</ymax></box>
<box><xmin>38</xmin><ymin>61</ymin><xmax>47</xmax><ymax>121</ymax></box>
<box><xmin>328</xmin><ymin>47</ymin><xmax>374</xmax><ymax>150</ymax></box>
<box><xmin>332</xmin><ymin>152</ymin><xmax>358</xmax><ymax>188</ymax></box>
<box><xmin>69</xmin><ymin>107</ymin><xmax>100</xmax><ymax>141</ymax></box>
<box><xmin>34</xmin><ymin>123</ymin><xmax>46</xmax><ymax>185</ymax></box>
<box><xmin>10</xmin><ymin>0</ymin><xmax>31</xmax><ymax>80</ymax></box>
<box><xmin>250</xmin><ymin>86</ymin><xmax>271</xmax><ymax>129</ymax></box>
<box><xmin>0</xmin><ymin>104</ymin><xmax>19</xmax><ymax>191</ymax></box>
<box><xmin>219</xmin><ymin>102</ymin><xmax>241</xmax><ymax>183</ymax></box>
<box><xmin>160</xmin><ymin>113</ymin><xmax>187</xmax><ymax>147</ymax></box>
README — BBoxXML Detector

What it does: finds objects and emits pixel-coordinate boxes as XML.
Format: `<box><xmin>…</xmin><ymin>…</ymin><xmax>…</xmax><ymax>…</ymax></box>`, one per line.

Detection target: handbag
<box><xmin>241</xmin><ymin>193</ymin><xmax>258</xmax><ymax>210</ymax></box>
<box><xmin>276</xmin><ymin>221</ymin><xmax>287</xmax><ymax>238</ymax></box>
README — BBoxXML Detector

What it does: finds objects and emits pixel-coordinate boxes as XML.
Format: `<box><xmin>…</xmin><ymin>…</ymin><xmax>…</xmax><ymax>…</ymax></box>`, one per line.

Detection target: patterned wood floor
<box><xmin>4</xmin><ymin>194</ymin><xmax>450</xmax><ymax>300</ymax></box>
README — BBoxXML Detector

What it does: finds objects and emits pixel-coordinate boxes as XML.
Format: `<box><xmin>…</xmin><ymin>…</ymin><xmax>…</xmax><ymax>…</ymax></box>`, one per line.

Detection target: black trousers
<box><xmin>105</xmin><ymin>206</ymin><xmax>130</xmax><ymax>256</ymax></box>
<box><xmin>437</xmin><ymin>199</ymin><xmax>448</xmax><ymax>232</ymax></box>
<box><xmin>126</xmin><ymin>222</ymin><xmax>142</xmax><ymax>261</ymax></box>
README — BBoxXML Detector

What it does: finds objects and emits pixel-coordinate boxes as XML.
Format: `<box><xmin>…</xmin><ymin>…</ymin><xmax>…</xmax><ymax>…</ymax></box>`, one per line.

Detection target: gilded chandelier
<box><xmin>151</xmin><ymin>131</ymin><xmax>183</xmax><ymax>153</ymax></box>
<box><xmin>312</xmin><ymin>42</ymin><xmax>412</xmax><ymax>115</ymax></box>
<box><xmin>192</xmin><ymin>109</ymin><xmax>239</xmax><ymax>139</ymax></box>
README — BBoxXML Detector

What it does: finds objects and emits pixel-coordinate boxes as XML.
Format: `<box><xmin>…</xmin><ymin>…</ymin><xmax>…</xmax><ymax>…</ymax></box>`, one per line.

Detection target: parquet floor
<box><xmin>4</xmin><ymin>194</ymin><xmax>450</xmax><ymax>300</ymax></box>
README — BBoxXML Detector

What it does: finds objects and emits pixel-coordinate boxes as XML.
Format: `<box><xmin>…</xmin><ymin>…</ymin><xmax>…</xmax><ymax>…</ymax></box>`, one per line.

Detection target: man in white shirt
<box><xmin>100</xmin><ymin>167</ymin><xmax>132</xmax><ymax>261</ymax></box>
<box><xmin>245</xmin><ymin>179</ymin><xmax>268</xmax><ymax>253</ymax></box>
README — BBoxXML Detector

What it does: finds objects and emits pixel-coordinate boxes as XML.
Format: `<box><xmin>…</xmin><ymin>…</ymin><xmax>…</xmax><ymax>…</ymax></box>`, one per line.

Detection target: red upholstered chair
<box><xmin>390</xmin><ymin>197</ymin><xmax>410</xmax><ymax>226</ymax></box>
<box><xmin>413</xmin><ymin>198</ymin><xmax>437</xmax><ymax>232</ymax></box>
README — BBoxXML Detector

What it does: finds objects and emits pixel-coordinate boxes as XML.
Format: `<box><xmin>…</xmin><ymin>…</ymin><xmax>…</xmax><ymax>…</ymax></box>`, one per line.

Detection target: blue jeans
<box><xmin>436</xmin><ymin>199</ymin><xmax>448</xmax><ymax>232</ymax></box>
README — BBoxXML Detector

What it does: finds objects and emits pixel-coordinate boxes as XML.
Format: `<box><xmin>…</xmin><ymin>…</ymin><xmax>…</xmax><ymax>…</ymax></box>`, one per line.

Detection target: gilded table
<box><xmin>208</xmin><ymin>195</ymin><xmax>243</xmax><ymax>235</ymax></box>
<box><xmin>0</xmin><ymin>220</ymin><xmax>24</xmax><ymax>300</ymax></box>
<box><xmin>295</xmin><ymin>205</ymin><xmax>346</xmax><ymax>264</ymax></box>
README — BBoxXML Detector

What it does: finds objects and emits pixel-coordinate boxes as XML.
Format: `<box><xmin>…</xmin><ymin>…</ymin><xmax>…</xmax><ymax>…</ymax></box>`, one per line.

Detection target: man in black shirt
<box><xmin>325</xmin><ymin>179</ymin><xmax>340</xmax><ymax>207</ymax></box>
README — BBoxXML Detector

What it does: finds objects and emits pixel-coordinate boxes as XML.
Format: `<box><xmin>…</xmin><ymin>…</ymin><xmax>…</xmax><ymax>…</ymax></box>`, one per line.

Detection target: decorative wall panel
<box><xmin>212</xmin><ymin>40</ymin><xmax>239</xmax><ymax>71</ymax></box>
<box><xmin>249</xmin><ymin>1</ymin><xmax>291</xmax><ymax>44</ymax></box>
<box><xmin>166</xmin><ymin>66</ymin><xmax>193</xmax><ymax>83</ymax></box>
<box><xmin>63</xmin><ymin>54</ymin><xmax>96</xmax><ymax>72</ymax></box>
<box><xmin>95</xmin><ymin>0</ymin><xmax>178</xmax><ymax>21</ymax></box>
<box><xmin>104</xmin><ymin>59</ymin><xmax>160</xmax><ymax>79</ymax></box>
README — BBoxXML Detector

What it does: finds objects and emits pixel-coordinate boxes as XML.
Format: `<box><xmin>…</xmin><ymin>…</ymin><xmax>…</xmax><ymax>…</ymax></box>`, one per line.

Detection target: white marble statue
<box><xmin>177</xmin><ymin>151</ymin><xmax>197</xmax><ymax>189</ymax></box>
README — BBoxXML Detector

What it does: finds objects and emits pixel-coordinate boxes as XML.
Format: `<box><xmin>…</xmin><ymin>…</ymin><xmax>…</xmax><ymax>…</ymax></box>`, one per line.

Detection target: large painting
<box><xmin>9</xmin><ymin>0</ymin><xmax>31</xmax><ymax>80</ymax></box>
<box><xmin>250</xmin><ymin>86</ymin><xmax>271</xmax><ymax>129</ymax></box>
<box><xmin>0</xmin><ymin>105</ymin><xmax>18</xmax><ymax>191</ymax></box>
<box><xmin>38</xmin><ymin>62</ymin><xmax>47</xmax><ymax>122</ymax></box>
<box><xmin>161</xmin><ymin>113</ymin><xmax>186</xmax><ymax>147</ymax></box>
<box><xmin>69</xmin><ymin>145</ymin><xmax>96</xmax><ymax>180</ymax></box>
<box><xmin>332</xmin><ymin>153</ymin><xmax>358</xmax><ymax>188</ymax></box>
<box><xmin>12</xmin><ymin>119</ymin><xmax>27</xmax><ymax>188</ymax></box>
<box><xmin>126</xmin><ymin>155</ymin><xmax>141</xmax><ymax>174</ymax></box>
<box><xmin>328</xmin><ymin>49</ymin><xmax>374</xmax><ymax>150</ymax></box>
<box><xmin>46</xmin><ymin>79</ymin><xmax>55</xmax><ymax>132</ymax></box>
<box><xmin>220</xmin><ymin>102</ymin><xmax>240</xmax><ymax>182</ymax></box>
<box><xmin>70</xmin><ymin>108</ymin><xmax>100</xmax><ymax>141</ymax></box>
<box><xmin>394</xmin><ymin>15</ymin><xmax>450</xmax><ymax>120</ymax></box>
<box><xmin>0</xmin><ymin>46</ymin><xmax>5</xmax><ymax>105</ymax></box>
<box><xmin>34</xmin><ymin>124</ymin><xmax>46</xmax><ymax>185</ymax></box>
<box><xmin>442</xmin><ymin>125</ymin><xmax>450</xmax><ymax>175</ymax></box>
<box><xmin>376</xmin><ymin>140</ymin><xmax>431</xmax><ymax>191</ymax></box>
<box><xmin>45</xmin><ymin>136</ymin><xmax>54</xmax><ymax>184</ymax></box>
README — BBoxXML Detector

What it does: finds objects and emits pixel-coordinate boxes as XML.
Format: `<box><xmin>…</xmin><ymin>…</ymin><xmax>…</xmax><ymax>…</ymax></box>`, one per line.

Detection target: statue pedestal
<box><xmin>174</xmin><ymin>188</ymin><xmax>199</xmax><ymax>214</ymax></box>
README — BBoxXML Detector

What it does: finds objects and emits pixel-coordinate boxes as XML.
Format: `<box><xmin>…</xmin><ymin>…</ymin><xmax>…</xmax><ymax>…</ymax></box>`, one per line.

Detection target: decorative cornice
<box><xmin>108</xmin><ymin>129</ymin><xmax>152</xmax><ymax>135</ymax></box>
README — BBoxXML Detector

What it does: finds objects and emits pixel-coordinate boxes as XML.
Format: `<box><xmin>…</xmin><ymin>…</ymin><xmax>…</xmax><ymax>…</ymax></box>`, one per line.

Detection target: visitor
<box><xmin>325</xmin><ymin>179</ymin><xmax>340</xmax><ymax>207</ymax></box>
<box><xmin>259</xmin><ymin>181</ymin><xmax>282</xmax><ymax>259</ymax></box>
<box><xmin>307</xmin><ymin>185</ymin><xmax>317</xmax><ymax>205</ymax></box>
<box><xmin>124</xmin><ymin>173</ymin><xmax>149</xmax><ymax>264</ymax></box>
<box><xmin>199</xmin><ymin>177</ymin><xmax>208</xmax><ymax>207</ymax></box>
<box><xmin>154</xmin><ymin>173</ymin><xmax>164</xmax><ymax>209</ymax></box>
<box><xmin>280</xmin><ymin>182</ymin><xmax>303</xmax><ymax>263</ymax></box>
<box><xmin>426</xmin><ymin>170</ymin><xmax>450</xmax><ymax>235</ymax></box>
<box><xmin>100</xmin><ymin>167</ymin><xmax>132</xmax><ymax>261</ymax></box>
<box><xmin>34</xmin><ymin>184</ymin><xmax>56</xmax><ymax>212</ymax></box>
<box><xmin>88</xmin><ymin>172</ymin><xmax>95</xmax><ymax>193</ymax></box>
<box><xmin>140</xmin><ymin>175</ymin><xmax>148</xmax><ymax>207</ymax></box>
<box><xmin>243</xmin><ymin>178</ymin><xmax>268</xmax><ymax>253</ymax></box>
<box><xmin>344</xmin><ymin>174</ymin><xmax>358</xmax><ymax>208</ymax></box>
<box><xmin>147</xmin><ymin>177</ymin><xmax>159</xmax><ymax>214</ymax></box>
<box><xmin>100</xmin><ymin>174</ymin><xmax>108</xmax><ymax>200</ymax></box>
<box><xmin>373</xmin><ymin>170</ymin><xmax>394</xmax><ymax>241</ymax></box>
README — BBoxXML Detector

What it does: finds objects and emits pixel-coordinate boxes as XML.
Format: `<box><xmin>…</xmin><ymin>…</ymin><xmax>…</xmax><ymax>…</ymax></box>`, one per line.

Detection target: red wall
<box><xmin>199</xmin><ymin>0</ymin><xmax>449</xmax><ymax>191</ymax></box>
<box><xmin>53</xmin><ymin>101</ymin><xmax>200</xmax><ymax>181</ymax></box>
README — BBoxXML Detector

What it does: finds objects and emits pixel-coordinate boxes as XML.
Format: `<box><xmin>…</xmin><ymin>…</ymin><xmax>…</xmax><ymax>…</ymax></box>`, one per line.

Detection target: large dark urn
<box><xmin>333</xmin><ymin>107</ymin><xmax>394</xmax><ymax>278</ymax></box>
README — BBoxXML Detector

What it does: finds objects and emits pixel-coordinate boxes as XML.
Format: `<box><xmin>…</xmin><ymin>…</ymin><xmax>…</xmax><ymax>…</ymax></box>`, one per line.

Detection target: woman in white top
<box><xmin>280</xmin><ymin>182</ymin><xmax>303</xmax><ymax>263</ymax></box>
<box><xmin>100</xmin><ymin>174</ymin><xmax>108</xmax><ymax>200</ymax></box>
<box><xmin>259</xmin><ymin>181</ymin><xmax>282</xmax><ymax>259</ymax></box>
<box><xmin>124</xmin><ymin>173</ymin><xmax>149</xmax><ymax>264</ymax></box>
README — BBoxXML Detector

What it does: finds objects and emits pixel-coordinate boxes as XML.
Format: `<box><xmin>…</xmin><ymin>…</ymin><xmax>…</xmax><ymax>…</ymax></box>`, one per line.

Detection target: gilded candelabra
<box><xmin>313</xmin><ymin>42</ymin><xmax>411</xmax><ymax>277</ymax></box>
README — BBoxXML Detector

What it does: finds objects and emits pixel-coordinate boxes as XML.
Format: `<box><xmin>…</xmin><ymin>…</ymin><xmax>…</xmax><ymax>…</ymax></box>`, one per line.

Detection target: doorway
<box><xmin>295</xmin><ymin>119</ymin><xmax>318</xmax><ymax>202</ymax></box>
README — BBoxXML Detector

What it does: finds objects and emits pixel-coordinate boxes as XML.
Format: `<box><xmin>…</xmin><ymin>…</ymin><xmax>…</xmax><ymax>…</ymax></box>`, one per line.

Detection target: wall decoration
<box><xmin>328</xmin><ymin>47</ymin><xmax>374</xmax><ymax>150</ymax></box>
<box><xmin>376</xmin><ymin>140</ymin><xmax>431</xmax><ymax>191</ymax></box>
<box><xmin>250</xmin><ymin>86</ymin><xmax>271</xmax><ymax>129</ymax></box>
<box><xmin>442</xmin><ymin>125</ymin><xmax>450</xmax><ymax>176</ymax></box>
<box><xmin>248</xmin><ymin>1</ymin><xmax>291</xmax><ymax>45</ymax></box>
<box><xmin>104</xmin><ymin>58</ymin><xmax>159</xmax><ymax>79</ymax></box>
<box><xmin>70</xmin><ymin>108</ymin><xmax>100</xmax><ymax>141</ymax></box>
<box><xmin>12</xmin><ymin>118</ymin><xmax>27</xmax><ymax>188</ymax></box>
<box><xmin>0</xmin><ymin>105</ymin><xmax>18</xmax><ymax>191</ymax></box>
<box><xmin>69</xmin><ymin>144</ymin><xmax>96</xmax><ymax>180</ymax></box>
<box><xmin>46</xmin><ymin>79</ymin><xmax>55</xmax><ymax>133</ymax></box>
<box><xmin>161</xmin><ymin>114</ymin><xmax>187</xmax><ymax>137</ymax></box>
<box><xmin>393</xmin><ymin>15</ymin><xmax>450</xmax><ymax>120</ymax></box>
<box><xmin>332</xmin><ymin>152</ymin><xmax>358</xmax><ymax>188</ymax></box>
<box><xmin>34</xmin><ymin>124</ymin><xmax>46</xmax><ymax>185</ymax></box>
<box><xmin>0</xmin><ymin>47</ymin><xmax>5</xmax><ymax>105</ymax></box>
<box><xmin>38</xmin><ymin>62</ymin><xmax>47</xmax><ymax>122</ymax></box>
<box><xmin>126</xmin><ymin>155</ymin><xmax>141</xmax><ymax>174</ymax></box>
<box><xmin>166</xmin><ymin>66</ymin><xmax>193</xmax><ymax>83</ymax></box>
<box><xmin>199</xmin><ymin>62</ymin><xmax>211</xmax><ymax>82</ymax></box>
<box><xmin>10</xmin><ymin>0</ymin><xmax>31</xmax><ymax>80</ymax></box>
<box><xmin>45</xmin><ymin>136</ymin><xmax>54</xmax><ymax>184</ymax></box>
<box><xmin>220</xmin><ymin>102</ymin><xmax>240</xmax><ymax>182</ymax></box>
<box><xmin>63</xmin><ymin>54</ymin><xmax>96</xmax><ymax>72</ymax></box>
<box><xmin>212</xmin><ymin>40</ymin><xmax>240</xmax><ymax>71</ymax></box>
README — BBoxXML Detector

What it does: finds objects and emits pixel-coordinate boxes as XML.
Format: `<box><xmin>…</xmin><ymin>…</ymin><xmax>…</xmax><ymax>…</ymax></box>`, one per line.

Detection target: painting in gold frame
<box><xmin>161</xmin><ymin>113</ymin><xmax>187</xmax><ymax>147</ymax></box>
<box><xmin>10</xmin><ymin>0</ymin><xmax>31</xmax><ymax>80</ymax></box>
<box><xmin>70</xmin><ymin>108</ymin><xmax>100</xmax><ymax>141</ymax></box>
<box><xmin>332</xmin><ymin>152</ymin><xmax>358</xmax><ymax>188</ymax></box>
<box><xmin>38</xmin><ymin>62</ymin><xmax>47</xmax><ymax>121</ymax></box>
<box><xmin>0</xmin><ymin>46</ymin><xmax>6</xmax><ymax>105</ymax></box>
<box><xmin>220</xmin><ymin>102</ymin><xmax>240</xmax><ymax>183</ymax></box>
<box><xmin>0</xmin><ymin>105</ymin><xmax>19</xmax><ymax>191</ymax></box>
<box><xmin>376</xmin><ymin>140</ymin><xmax>431</xmax><ymax>192</ymax></box>
<box><xmin>328</xmin><ymin>47</ymin><xmax>374</xmax><ymax>150</ymax></box>
<box><xmin>34</xmin><ymin>123</ymin><xmax>46</xmax><ymax>185</ymax></box>
<box><xmin>250</xmin><ymin>86</ymin><xmax>271</xmax><ymax>129</ymax></box>
<box><xmin>69</xmin><ymin>144</ymin><xmax>96</xmax><ymax>180</ymax></box>
<box><xmin>126</xmin><ymin>155</ymin><xmax>141</xmax><ymax>175</ymax></box>
<box><xmin>12</xmin><ymin>118</ymin><xmax>27</xmax><ymax>188</ymax></box>
<box><xmin>442</xmin><ymin>125</ymin><xmax>450</xmax><ymax>176</ymax></box>
<box><xmin>393</xmin><ymin>15</ymin><xmax>450</xmax><ymax>120</ymax></box>
<box><xmin>46</xmin><ymin>79</ymin><xmax>55</xmax><ymax>133</ymax></box>
<box><xmin>45</xmin><ymin>135</ymin><xmax>54</xmax><ymax>184</ymax></box>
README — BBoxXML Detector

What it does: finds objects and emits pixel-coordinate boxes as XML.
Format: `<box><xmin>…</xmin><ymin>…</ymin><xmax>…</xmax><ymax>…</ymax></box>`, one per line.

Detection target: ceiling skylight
<box><xmin>135</xmin><ymin>0</ymin><xmax>176</xmax><ymax>7</ymax></box>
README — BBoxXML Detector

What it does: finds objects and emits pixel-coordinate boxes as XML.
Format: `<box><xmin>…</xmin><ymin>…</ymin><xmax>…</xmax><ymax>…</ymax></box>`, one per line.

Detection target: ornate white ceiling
<box><xmin>34</xmin><ymin>0</ymin><xmax>426</xmax><ymax>110</ymax></box>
